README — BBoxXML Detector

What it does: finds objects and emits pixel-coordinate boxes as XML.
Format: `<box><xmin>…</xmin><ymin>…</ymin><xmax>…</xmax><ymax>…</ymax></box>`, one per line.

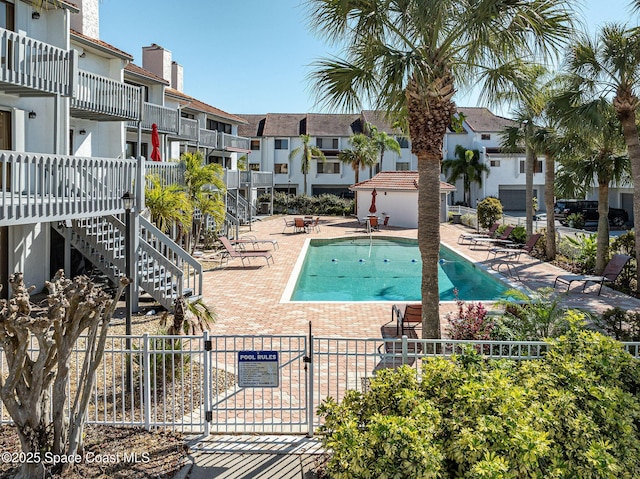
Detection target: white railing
<box><xmin>199</xmin><ymin>129</ymin><xmax>218</xmax><ymax>148</ymax></box>
<box><xmin>145</xmin><ymin>160</ymin><xmax>185</xmax><ymax>187</ymax></box>
<box><xmin>0</xmin><ymin>151</ymin><xmax>135</xmax><ymax>226</ymax></box>
<box><xmin>2</xmin><ymin>335</ymin><xmax>639</xmax><ymax>433</ymax></box>
<box><xmin>218</xmin><ymin>132</ymin><xmax>250</xmax><ymax>152</ymax></box>
<box><xmin>139</xmin><ymin>216</ymin><xmax>203</xmax><ymax>305</ymax></box>
<box><xmin>130</xmin><ymin>102</ymin><xmax>180</xmax><ymax>133</ymax></box>
<box><xmin>0</xmin><ymin>27</ymin><xmax>73</xmax><ymax>96</ymax></box>
<box><xmin>71</xmin><ymin>69</ymin><xmax>141</xmax><ymax>120</ymax></box>
<box><xmin>241</xmin><ymin>170</ymin><xmax>273</xmax><ymax>188</ymax></box>
<box><xmin>180</xmin><ymin>117</ymin><xmax>198</xmax><ymax>141</ymax></box>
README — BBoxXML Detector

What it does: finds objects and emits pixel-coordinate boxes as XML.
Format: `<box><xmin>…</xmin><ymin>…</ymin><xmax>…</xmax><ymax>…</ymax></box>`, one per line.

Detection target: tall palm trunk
<box><xmin>544</xmin><ymin>151</ymin><xmax>556</xmax><ymax>259</ymax></box>
<box><xmin>525</xmin><ymin>122</ymin><xmax>535</xmax><ymax>237</ymax></box>
<box><xmin>406</xmin><ymin>73</ymin><xmax>455</xmax><ymax>339</ymax></box>
<box><xmin>596</xmin><ymin>179</ymin><xmax>610</xmax><ymax>274</ymax></box>
<box><xmin>614</xmin><ymin>90</ymin><xmax>640</xmax><ymax>287</ymax></box>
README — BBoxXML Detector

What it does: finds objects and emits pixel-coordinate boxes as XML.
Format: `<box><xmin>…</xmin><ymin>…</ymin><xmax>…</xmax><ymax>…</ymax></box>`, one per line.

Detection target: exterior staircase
<box><xmin>53</xmin><ymin>215</ymin><xmax>203</xmax><ymax>311</ymax></box>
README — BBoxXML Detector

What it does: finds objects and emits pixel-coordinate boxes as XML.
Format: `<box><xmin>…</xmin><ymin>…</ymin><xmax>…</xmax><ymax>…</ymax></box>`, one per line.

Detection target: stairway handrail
<box><xmin>139</xmin><ymin>216</ymin><xmax>203</xmax><ymax>299</ymax></box>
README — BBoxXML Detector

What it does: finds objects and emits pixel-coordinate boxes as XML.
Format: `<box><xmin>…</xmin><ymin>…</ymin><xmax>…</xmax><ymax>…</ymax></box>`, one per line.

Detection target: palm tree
<box><xmin>367</xmin><ymin>123</ymin><xmax>401</xmax><ymax>173</ymax></box>
<box><xmin>565</xmin><ymin>23</ymin><xmax>640</xmax><ymax>286</ymax></box>
<box><xmin>554</xmin><ymin>101</ymin><xmax>630</xmax><ymax>273</ymax></box>
<box><xmin>308</xmin><ymin>0</ymin><xmax>574</xmax><ymax>338</ymax></box>
<box><xmin>442</xmin><ymin>145</ymin><xmax>489</xmax><ymax>206</ymax></box>
<box><xmin>145</xmin><ymin>174</ymin><xmax>192</xmax><ymax>243</ymax></box>
<box><xmin>339</xmin><ymin>133</ymin><xmax>378</xmax><ymax>211</ymax></box>
<box><xmin>181</xmin><ymin>151</ymin><xmax>226</xmax><ymax>254</ymax></box>
<box><xmin>289</xmin><ymin>134</ymin><xmax>326</xmax><ymax>195</ymax></box>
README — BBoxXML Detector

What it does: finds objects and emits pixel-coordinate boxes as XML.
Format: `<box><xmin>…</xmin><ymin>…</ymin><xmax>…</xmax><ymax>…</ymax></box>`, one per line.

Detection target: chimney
<box><xmin>142</xmin><ymin>44</ymin><xmax>172</xmax><ymax>84</ymax></box>
<box><xmin>70</xmin><ymin>0</ymin><xmax>100</xmax><ymax>38</ymax></box>
<box><xmin>171</xmin><ymin>61</ymin><xmax>184</xmax><ymax>92</ymax></box>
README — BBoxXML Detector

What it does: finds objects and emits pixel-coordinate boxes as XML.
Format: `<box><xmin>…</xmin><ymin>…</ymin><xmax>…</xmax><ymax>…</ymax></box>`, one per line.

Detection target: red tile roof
<box><xmin>165</xmin><ymin>88</ymin><xmax>248</xmax><ymax>124</ymax></box>
<box><xmin>71</xmin><ymin>29</ymin><xmax>133</xmax><ymax>60</ymax></box>
<box><xmin>350</xmin><ymin>171</ymin><xmax>456</xmax><ymax>192</ymax></box>
<box><xmin>124</xmin><ymin>63</ymin><xmax>170</xmax><ymax>85</ymax></box>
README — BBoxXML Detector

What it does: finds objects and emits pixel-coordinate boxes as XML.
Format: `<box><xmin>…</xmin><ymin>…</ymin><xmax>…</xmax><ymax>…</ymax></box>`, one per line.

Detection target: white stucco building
<box><xmin>350</xmin><ymin>171</ymin><xmax>456</xmax><ymax>228</ymax></box>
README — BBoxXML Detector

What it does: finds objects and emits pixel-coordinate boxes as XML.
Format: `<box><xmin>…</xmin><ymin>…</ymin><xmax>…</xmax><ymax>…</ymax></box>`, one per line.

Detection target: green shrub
<box><xmin>594</xmin><ymin>307</ymin><xmax>640</xmax><ymax>341</ymax></box>
<box><xmin>461</xmin><ymin>213</ymin><xmax>476</xmax><ymax>227</ymax></box>
<box><xmin>612</xmin><ymin>231</ymin><xmax>635</xmax><ymax>255</ymax></box>
<box><xmin>267</xmin><ymin>192</ymin><xmax>354</xmax><ymax>215</ymax></box>
<box><xmin>565</xmin><ymin>233</ymin><xmax>598</xmax><ymax>273</ymax></box>
<box><xmin>566</xmin><ymin>212</ymin><xmax>585</xmax><ymax>229</ymax></box>
<box><xmin>510</xmin><ymin>225</ymin><xmax>526</xmax><ymax>244</ymax></box>
<box><xmin>319</xmin><ymin>324</ymin><xmax>640</xmax><ymax>478</ymax></box>
<box><xmin>476</xmin><ymin>197</ymin><xmax>503</xmax><ymax>229</ymax></box>
<box><xmin>133</xmin><ymin>336</ymin><xmax>191</xmax><ymax>388</ymax></box>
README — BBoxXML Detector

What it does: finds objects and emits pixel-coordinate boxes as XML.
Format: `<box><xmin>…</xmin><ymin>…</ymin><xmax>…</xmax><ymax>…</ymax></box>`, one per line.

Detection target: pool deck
<box><xmin>201</xmin><ymin>216</ymin><xmax>640</xmax><ymax>338</ymax></box>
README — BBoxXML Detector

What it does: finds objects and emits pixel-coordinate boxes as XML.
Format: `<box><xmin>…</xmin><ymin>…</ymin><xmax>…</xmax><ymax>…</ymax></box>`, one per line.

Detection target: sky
<box><xmin>99</xmin><ymin>0</ymin><xmax>637</xmax><ymax>117</ymax></box>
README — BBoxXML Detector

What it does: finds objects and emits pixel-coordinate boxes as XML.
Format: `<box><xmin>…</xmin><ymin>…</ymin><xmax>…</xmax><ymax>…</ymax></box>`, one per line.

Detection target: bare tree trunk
<box><xmin>418</xmin><ymin>155</ymin><xmax>442</xmax><ymax>339</ymax></box>
<box><xmin>544</xmin><ymin>152</ymin><xmax>556</xmax><ymax>260</ymax></box>
<box><xmin>525</xmin><ymin>122</ymin><xmax>535</xmax><ymax>238</ymax></box>
<box><xmin>614</xmin><ymin>92</ymin><xmax>640</xmax><ymax>289</ymax></box>
<box><xmin>596</xmin><ymin>181</ymin><xmax>611</xmax><ymax>274</ymax></box>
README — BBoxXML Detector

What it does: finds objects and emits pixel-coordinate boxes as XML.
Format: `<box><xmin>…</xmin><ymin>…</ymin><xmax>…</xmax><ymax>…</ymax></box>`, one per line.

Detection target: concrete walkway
<box><xmin>181</xmin><ymin>216</ymin><xmax>640</xmax><ymax>478</ymax></box>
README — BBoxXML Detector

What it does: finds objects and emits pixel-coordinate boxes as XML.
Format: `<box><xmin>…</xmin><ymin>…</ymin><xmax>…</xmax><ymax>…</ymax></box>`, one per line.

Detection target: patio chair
<box><xmin>553</xmin><ymin>254</ymin><xmax>631</xmax><ymax>295</ymax></box>
<box><xmin>369</xmin><ymin>216</ymin><xmax>380</xmax><ymax>232</ymax></box>
<box><xmin>282</xmin><ymin>217</ymin><xmax>295</xmax><ymax>234</ymax></box>
<box><xmin>392</xmin><ymin>303</ymin><xmax>422</xmax><ymax>335</ymax></box>
<box><xmin>383</xmin><ymin>216</ymin><xmax>390</xmax><ymax>228</ymax></box>
<box><xmin>294</xmin><ymin>217</ymin><xmax>309</xmax><ymax>233</ymax></box>
<box><xmin>312</xmin><ymin>216</ymin><xmax>321</xmax><ymax>232</ymax></box>
<box><xmin>219</xmin><ymin>236</ymin><xmax>275</xmax><ymax>267</ymax></box>
<box><xmin>469</xmin><ymin>225</ymin><xmax>514</xmax><ymax>250</ymax></box>
<box><xmin>458</xmin><ymin>222</ymin><xmax>500</xmax><ymax>244</ymax></box>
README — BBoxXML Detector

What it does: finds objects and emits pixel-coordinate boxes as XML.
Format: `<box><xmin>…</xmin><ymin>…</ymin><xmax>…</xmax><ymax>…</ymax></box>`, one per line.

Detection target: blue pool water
<box><xmin>289</xmin><ymin>237</ymin><xmax>511</xmax><ymax>301</ymax></box>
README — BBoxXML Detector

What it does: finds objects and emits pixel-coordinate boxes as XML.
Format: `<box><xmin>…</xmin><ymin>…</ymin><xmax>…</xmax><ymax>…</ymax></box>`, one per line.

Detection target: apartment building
<box><xmin>238</xmin><ymin>108</ymin><xmax>548</xmax><ymax>210</ymax></box>
<box><xmin>0</xmin><ymin>0</ymin><xmax>260</xmax><ymax>306</ymax></box>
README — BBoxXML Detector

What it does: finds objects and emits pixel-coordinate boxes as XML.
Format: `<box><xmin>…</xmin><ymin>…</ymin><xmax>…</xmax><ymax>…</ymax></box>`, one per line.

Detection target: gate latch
<box><xmin>303</xmin><ymin>355</ymin><xmax>311</xmax><ymax>363</ymax></box>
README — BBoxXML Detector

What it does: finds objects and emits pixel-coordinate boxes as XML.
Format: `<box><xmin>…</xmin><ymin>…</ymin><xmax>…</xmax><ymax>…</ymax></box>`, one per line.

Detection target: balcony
<box><xmin>199</xmin><ymin>129</ymin><xmax>218</xmax><ymax>149</ymax></box>
<box><xmin>218</xmin><ymin>132</ymin><xmax>251</xmax><ymax>153</ymax></box>
<box><xmin>71</xmin><ymin>69</ymin><xmax>141</xmax><ymax>121</ymax></box>
<box><xmin>127</xmin><ymin>102</ymin><xmax>179</xmax><ymax>134</ymax></box>
<box><xmin>224</xmin><ymin>169</ymin><xmax>273</xmax><ymax>189</ymax></box>
<box><xmin>0</xmin><ymin>27</ymin><xmax>74</xmax><ymax>97</ymax></box>
<box><xmin>179</xmin><ymin>117</ymin><xmax>198</xmax><ymax>142</ymax></box>
<box><xmin>0</xmin><ymin>151</ymin><xmax>136</xmax><ymax>226</ymax></box>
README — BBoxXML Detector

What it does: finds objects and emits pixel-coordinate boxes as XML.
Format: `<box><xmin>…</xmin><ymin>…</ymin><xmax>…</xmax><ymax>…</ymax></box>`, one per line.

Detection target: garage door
<box><xmin>498</xmin><ymin>188</ymin><xmax>538</xmax><ymax>211</ymax></box>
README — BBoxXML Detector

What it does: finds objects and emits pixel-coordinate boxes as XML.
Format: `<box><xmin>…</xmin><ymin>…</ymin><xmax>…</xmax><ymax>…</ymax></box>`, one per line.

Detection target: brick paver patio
<box><xmin>201</xmin><ymin>216</ymin><xmax>640</xmax><ymax>339</ymax></box>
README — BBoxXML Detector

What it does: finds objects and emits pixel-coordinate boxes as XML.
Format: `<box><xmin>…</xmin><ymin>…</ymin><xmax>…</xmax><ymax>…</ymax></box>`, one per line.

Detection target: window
<box><xmin>250</xmin><ymin>139</ymin><xmax>260</xmax><ymax>150</ymax></box>
<box><xmin>317</xmin><ymin>138</ymin><xmax>339</xmax><ymax>149</ymax></box>
<box><xmin>275</xmin><ymin>139</ymin><xmax>289</xmax><ymax>150</ymax></box>
<box><xmin>396</xmin><ymin>162</ymin><xmax>410</xmax><ymax>171</ymax></box>
<box><xmin>207</xmin><ymin>119</ymin><xmax>232</xmax><ymax>134</ymax></box>
<box><xmin>181</xmin><ymin>111</ymin><xmax>195</xmax><ymax>120</ymax></box>
<box><xmin>481</xmin><ymin>133</ymin><xmax>491</xmax><ymax>140</ymax></box>
<box><xmin>125</xmin><ymin>82</ymin><xmax>149</xmax><ymax>102</ymax></box>
<box><xmin>126</xmin><ymin>141</ymin><xmax>148</xmax><ymax>159</ymax></box>
<box><xmin>519</xmin><ymin>160</ymin><xmax>543</xmax><ymax>173</ymax></box>
<box><xmin>396</xmin><ymin>137</ymin><xmax>409</xmax><ymax>149</ymax></box>
<box><xmin>0</xmin><ymin>1</ymin><xmax>14</xmax><ymax>31</ymax></box>
<box><xmin>317</xmin><ymin>161</ymin><xmax>340</xmax><ymax>174</ymax></box>
<box><xmin>274</xmin><ymin>163</ymin><xmax>288</xmax><ymax>174</ymax></box>
<box><xmin>490</xmin><ymin>160</ymin><xmax>501</xmax><ymax>167</ymax></box>
<box><xmin>249</xmin><ymin>163</ymin><xmax>260</xmax><ymax>171</ymax></box>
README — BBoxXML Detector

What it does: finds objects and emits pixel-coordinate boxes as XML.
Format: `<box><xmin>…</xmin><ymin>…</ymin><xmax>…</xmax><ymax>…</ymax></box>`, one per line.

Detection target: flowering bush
<box><xmin>446</xmin><ymin>298</ymin><xmax>494</xmax><ymax>340</ymax></box>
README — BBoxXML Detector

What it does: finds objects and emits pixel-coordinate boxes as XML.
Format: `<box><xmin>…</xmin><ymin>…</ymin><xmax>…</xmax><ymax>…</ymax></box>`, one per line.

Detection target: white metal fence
<box><xmin>2</xmin><ymin>333</ymin><xmax>639</xmax><ymax>436</ymax></box>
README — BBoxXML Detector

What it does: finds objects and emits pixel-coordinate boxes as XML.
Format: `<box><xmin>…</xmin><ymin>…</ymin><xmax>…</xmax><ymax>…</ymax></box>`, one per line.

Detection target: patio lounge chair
<box><xmin>392</xmin><ymin>303</ymin><xmax>422</xmax><ymax>335</ymax></box>
<box><xmin>458</xmin><ymin>222</ymin><xmax>500</xmax><ymax>244</ymax></box>
<box><xmin>487</xmin><ymin>233</ymin><xmax>541</xmax><ymax>261</ymax></box>
<box><xmin>231</xmin><ymin>234</ymin><xmax>279</xmax><ymax>250</ymax></box>
<box><xmin>469</xmin><ymin>225</ymin><xmax>514</xmax><ymax>250</ymax></box>
<box><xmin>219</xmin><ymin>236</ymin><xmax>275</xmax><ymax>267</ymax></box>
<box><xmin>553</xmin><ymin>253</ymin><xmax>632</xmax><ymax>295</ymax></box>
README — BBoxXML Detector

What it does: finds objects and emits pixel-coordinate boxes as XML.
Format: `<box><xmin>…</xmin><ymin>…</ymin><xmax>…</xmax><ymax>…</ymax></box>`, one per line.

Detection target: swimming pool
<box><xmin>285</xmin><ymin>237</ymin><xmax>512</xmax><ymax>302</ymax></box>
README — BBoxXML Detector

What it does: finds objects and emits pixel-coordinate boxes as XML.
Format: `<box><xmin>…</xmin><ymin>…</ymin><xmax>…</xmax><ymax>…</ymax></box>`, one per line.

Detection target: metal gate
<box><xmin>204</xmin><ymin>334</ymin><xmax>309</xmax><ymax>434</ymax></box>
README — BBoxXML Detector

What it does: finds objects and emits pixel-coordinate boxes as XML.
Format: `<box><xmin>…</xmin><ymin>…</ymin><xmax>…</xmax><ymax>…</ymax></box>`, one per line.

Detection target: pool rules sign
<box><xmin>238</xmin><ymin>351</ymin><xmax>279</xmax><ymax>388</ymax></box>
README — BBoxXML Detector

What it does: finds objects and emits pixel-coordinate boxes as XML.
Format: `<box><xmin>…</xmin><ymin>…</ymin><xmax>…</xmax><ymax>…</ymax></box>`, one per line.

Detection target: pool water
<box><xmin>289</xmin><ymin>237</ymin><xmax>511</xmax><ymax>302</ymax></box>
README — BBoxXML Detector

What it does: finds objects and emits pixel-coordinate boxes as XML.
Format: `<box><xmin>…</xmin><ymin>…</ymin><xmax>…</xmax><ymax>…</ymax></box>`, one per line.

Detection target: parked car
<box><xmin>554</xmin><ymin>200</ymin><xmax>629</xmax><ymax>227</ymax></box>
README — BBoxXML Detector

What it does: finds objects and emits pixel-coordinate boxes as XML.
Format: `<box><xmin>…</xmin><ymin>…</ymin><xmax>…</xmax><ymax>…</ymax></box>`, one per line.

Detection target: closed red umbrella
<box><xmin>150</xmin><ymin>123</ymin><xmax>161</xmax><ymax>161</ymax></box>
<box><xmin>369</xmin><ymin>188</ymin><xmax>377</xmax><ymax>214</ymax></box>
